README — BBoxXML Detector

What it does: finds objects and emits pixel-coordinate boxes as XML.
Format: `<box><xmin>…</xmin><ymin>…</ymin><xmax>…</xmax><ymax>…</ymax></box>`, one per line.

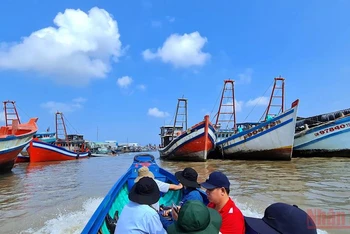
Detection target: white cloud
<box><xmin>151</xmin><ymin>20</ymin><xmax>162</xmax><ymax>28</ymax></box>
<box><xmin>0</xmin><ymin>7</ymin><xmax>124</xmax><ymax>86</ymax></box>
<box><xmin>237</xmin><ymin>68</ymin><xmax>253</xmax><ymax>84</ymax></box>
<box><xmin>246</xmin><ymin>96</ymin><xmax>269</xmax><ymax>107</ymax></box>
<box><xmin>41</xmin><ymin>98</ymin><xmax>87</xmax><ymax>114</ymax></box>
<box><xmin>0</xmin><ymin>111</ymin><xmax>4</xmax><ymax>123</ymax></box>
<box><xmin>117</xmin><ymin>76</ymin><xmax>133</xmax><ymax>88</ymax></box>
<box><xmin>235</xmin><ymin>100</ymin><xmax>244</xmax><ymax>112</ymax></box>
<box><xmin>142</xmin><ymin>31</ymin><xmax>210</xmax><ymax>68</ymax></box>
<box><xmin>137</xmin><ymin>84</ymin><xmax>146</xmax><ymax>90</ymax></box>
<box><xmin>148</xmin><ymin>107</ymin><xmax>169</xmax><ymax>118</ymax></box>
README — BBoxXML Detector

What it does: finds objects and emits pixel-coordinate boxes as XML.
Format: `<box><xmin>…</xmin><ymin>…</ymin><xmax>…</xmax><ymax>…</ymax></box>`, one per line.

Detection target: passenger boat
<box><xmin>0</xmin><ymin>101</ymin><xmax>38</xmax><ymax>172</ymax></box>
<box><xmin>158</xmin><ymin>98</ymin><xmax>216</xmax><ymax>162</ymax></box>
<box><xmin>82</xmin><ymin>154</ymin><xmax>208</xmax><ymax>234</ymax></box>
<box><xmin>293</xmin><ymin>108</ymin><xmax>350</xmax><ymax>157</ymax></box>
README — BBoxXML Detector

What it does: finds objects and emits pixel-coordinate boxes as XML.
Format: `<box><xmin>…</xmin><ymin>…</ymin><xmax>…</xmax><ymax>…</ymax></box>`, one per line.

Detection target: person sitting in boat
<box><xmin>115</xmin><ymin>177</ymin><xmax>167</xmax><ymax>234</ymax></box>
<box><xmin>134</xmin><ymin>166</ymin><xmax>183</xmax><ymax>211</ymax></box>
<box><xmin>160</xmin><ymin>167</ymin><xmax>204</xmax><ymax>230</ymax></box>
<box><xmin>244</xmin><ymin>202</ymin><xmax>317</xmax><ymax>234</ymax></box>
<box><xmin>200</xmin><ymin>171</ymin><xmax>245</xmax><ymax>234</ymax></box>
<box><xmin>167</xmin><ymin>200</ymin><xmax>222</xmax><ymax>234</ymax></box>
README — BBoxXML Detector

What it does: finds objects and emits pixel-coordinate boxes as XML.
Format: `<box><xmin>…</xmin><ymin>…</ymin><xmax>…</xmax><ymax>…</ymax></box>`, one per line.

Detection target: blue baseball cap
<box><xmin>245</xmin><ymin>202</ymin><xmax>317</xmax><ymax>234</ymax></box>
<box><xmin>200</xmin><ymin>171</ymin><xmax>230</xmax><ymax>189</ymax></box>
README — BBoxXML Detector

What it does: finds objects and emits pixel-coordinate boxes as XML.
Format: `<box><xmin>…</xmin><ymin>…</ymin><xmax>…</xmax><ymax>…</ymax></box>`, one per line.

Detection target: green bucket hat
<box><xmin>167</xmin><ymin>200</ymin><xmax>222</xmax><ymax>234</ymax></box>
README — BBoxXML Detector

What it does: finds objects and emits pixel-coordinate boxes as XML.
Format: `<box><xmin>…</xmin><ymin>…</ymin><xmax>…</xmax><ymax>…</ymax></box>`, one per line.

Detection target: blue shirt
<box><xmin>159</xmin><ymin>188</ymin><xmax>204</xmax><ymax>230</ymax></box>
<box><xmin>180</xmin><ymin>188</ymin><xmax>203</xmax><ymax>205</ymax></box>
<box><xmin>115</xmin><ymin>201</ymin><xmax>167</xmax><ymax>234</ymax></box>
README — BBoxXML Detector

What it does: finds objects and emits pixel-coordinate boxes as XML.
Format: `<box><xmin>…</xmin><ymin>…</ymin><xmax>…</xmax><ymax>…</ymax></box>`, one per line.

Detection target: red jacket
<box><xmin>208</xmin><ymin>198</ymin><xmax>245</xmax><ymax>234</ymax></box>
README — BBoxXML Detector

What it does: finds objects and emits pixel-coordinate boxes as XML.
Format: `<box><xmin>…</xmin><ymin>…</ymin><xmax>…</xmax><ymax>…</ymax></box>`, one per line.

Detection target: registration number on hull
<box><xmin>243</xmin><ymin>120</ymin><xmax>282</xmax><ymax>140</ymax></box>
<box><xmin>314</xmin><ymin>123</ymin><xmax>350</xmax><ymax>137</ymax></box>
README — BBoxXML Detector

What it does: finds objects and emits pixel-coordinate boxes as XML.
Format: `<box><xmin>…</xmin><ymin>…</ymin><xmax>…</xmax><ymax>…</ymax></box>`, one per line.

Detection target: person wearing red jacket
<box><xmin>201</xmin><ymin>171</ymin><xmax>245</xmax><ymax>234</ymax></box>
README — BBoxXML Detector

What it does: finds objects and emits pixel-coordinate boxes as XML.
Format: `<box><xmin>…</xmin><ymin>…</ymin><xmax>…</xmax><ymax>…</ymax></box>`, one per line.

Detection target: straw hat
<box><xmin>134</xmin><ymin>166</ymin><xmax>155</xmax><ymax>182</ymax></box>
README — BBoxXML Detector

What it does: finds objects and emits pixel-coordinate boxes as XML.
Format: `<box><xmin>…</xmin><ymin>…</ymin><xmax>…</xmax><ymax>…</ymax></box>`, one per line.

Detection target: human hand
<box><xmin>162</xmin><ymin>209</ymin><xmax>171</xmax><ymax>217</ymax></box>
<box><xmin>171</xmin><ymin>207</ymin><xmax>179</xmax><ymax>221</ymax></box>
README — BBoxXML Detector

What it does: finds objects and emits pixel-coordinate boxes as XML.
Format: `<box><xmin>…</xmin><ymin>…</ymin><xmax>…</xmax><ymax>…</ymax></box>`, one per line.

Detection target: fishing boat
<box><xmin>16</xmin><ymin>131</ymin><xmax>56</xmax><ymax>163</ymax></box>
<box><xmin>213</xmin><ymin>77</ymin><xmax>299</xmax><ymax>160</ymax></box>
<box><xmin>81</xmin><ymin>153</ymin><xmax>208</xmax><ymax>234</ymax></box>
<box><xmin>293</xmin><ymin>108</ymin><xmax>350</xmax><ymax>157</ymax></box>
<box><xmin>29</xmin><ymin>112</ymin><xmax>90</xmax><ymax>162</ymax></box>
<box><xmin>0</xmin><ymin>101</ymin><xmax>38</xmax><ymax>172</ymax></box>
<box><xmin>158</xmin><ymin>98</ymin><xmax>216</xmax><ymax>162</ymax></box>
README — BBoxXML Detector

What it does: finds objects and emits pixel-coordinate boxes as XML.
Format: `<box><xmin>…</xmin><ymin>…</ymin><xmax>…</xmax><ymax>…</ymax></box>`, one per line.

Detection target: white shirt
<box><xmin>115</xmin><ymin>201</ymin><xmax>166</xmax><ymax>234</ymax></box>
<box><xmin>150</xmin><ymin>179</ymin><xmax>170</xmax><ymax>211</ymax></box>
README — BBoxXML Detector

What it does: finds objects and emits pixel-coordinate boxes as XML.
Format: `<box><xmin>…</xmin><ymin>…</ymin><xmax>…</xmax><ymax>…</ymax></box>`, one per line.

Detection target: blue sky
<box><xmin>0</xmin><ymin>0</ymin><xmax>349</xmax><ymax>145</ymax></box>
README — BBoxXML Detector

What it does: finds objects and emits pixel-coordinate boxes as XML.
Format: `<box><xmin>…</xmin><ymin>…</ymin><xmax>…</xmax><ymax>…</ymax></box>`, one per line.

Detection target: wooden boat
<box><xmin>0</xmin><ymin>101</ymin><xmax>38</xmax><ymax>172</ymax></box>
<box><xmin>293</xmin><ymin>108</ymin><xmax>350</xmax><ymax>157</ymax></box>
<box><xmin>16</xmin><ymin>131</ymin><xmax>56</xmax><ymax>163</ymax></box>
<box><xmin>81</xmin><ymin>153</ymin><xmax>208</xmax><ymax>234</ymax></box>
<box><xmin>158</xmin><ymin>98</ymin><xmax>216</xmax><ymax>162</ymax></box>
<box><xmin>29</xmin><ymin>140</ymin><xmax>90</xmax><ymax>162</ymax></box>
<box><xmin>212</xmin><ymin>77</ymin><xmax>299</xmax><ymax>160</ymax></box>
<box><xmin>28</xmin><ymin>112</ymin><xmax>90</xmax><ymax>162</ymax></box>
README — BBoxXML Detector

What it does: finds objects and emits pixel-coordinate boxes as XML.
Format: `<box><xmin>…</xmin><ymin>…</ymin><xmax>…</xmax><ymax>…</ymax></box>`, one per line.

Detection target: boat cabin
<box><xmin>159</xmin><ymin>125</ymin><xmax>183</xmax><ymax>147</ymax></box>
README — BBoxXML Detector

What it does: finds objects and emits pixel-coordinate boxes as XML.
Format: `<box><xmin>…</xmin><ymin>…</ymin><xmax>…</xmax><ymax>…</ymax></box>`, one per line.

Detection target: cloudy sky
<box><xmin>1</xmin><ymin>0</ymin><xmax>349</xmax><ymax>144</ymax></box>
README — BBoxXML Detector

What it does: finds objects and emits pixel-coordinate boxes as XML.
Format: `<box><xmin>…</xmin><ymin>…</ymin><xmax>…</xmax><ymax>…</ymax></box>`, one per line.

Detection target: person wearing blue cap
<box><xmin>201</xmin><ymin>171</ymin><xmax>245</xmax><ymax>234</ymax></box>
<box><xmin>245</xmin><ymin>202</ymin><xmax>318</xmax><ymax>234</ymax></box>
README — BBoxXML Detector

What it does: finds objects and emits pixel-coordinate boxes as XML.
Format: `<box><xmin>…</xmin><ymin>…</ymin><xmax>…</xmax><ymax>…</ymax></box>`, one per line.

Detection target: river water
<box><xmin>0</xmin><ymin>152</ymin><xmax>349</xmax><ymax>234</ymax></box>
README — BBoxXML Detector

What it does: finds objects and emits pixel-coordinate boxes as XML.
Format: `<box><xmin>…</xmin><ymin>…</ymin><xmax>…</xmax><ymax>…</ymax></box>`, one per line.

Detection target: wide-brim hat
<box><xmin>175</xmin><ymin>168</ymin><xmax>200</xmax><ymax>188</ymax></box>
<box><xmin>128</xmin><ymin>177</ymin><xmax>160</xmax><ymax>205</ymax></box>
<box><xmin>134</xmin><ymin>166</ymin><xmax>155</xmax><ymax>182</ymax></box>
<box><xmin>167</xmin><ymin>200</ymin><xmax>222</xmax><ymax>234</ymax></box>
<box><xmin>245</xmin><ymin>203</ymin><xmax>317</xmax><ymax>234</ymax></box>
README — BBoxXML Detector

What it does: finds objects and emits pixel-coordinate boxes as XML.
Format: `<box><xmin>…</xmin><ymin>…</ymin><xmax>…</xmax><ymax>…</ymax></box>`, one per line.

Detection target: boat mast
<box><xmin>173</xmin><ymin>98</ymin><xmax>188</xmax><ymax>133</ymax></box>
<box><xmin>3</xmin><ymin>100</ymin><xmax>21</xmax><ymax>126</ymax></box>
<box><xmin>55</xmin><ymin>112</ymin><xmax>69</xmax><ymax>146</ymax></box>
<box><xmin>214</xmin><ymin>80</ymin><xmax>236</xmax><ymax>130</ymax></box>
<box><xmin>264</xmin><ymin>76</ymin><xmax>285</xmax><ymax>121</ymax></box>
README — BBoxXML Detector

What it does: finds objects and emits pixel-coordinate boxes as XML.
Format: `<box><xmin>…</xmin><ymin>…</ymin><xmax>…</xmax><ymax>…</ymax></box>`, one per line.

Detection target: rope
<box><xmin>210</xmin><ymin>86</ymin><xmax>224</xmax><ymax>123</ymax></box>
<box><xmin>16</xmin><ymin>104</ymin><xmax>32</xmax><ymax>120</ymax></box>
<box><xmin>63</xmin><ymin>114</ymin><xmax>80</xmax><ymax>134</ymax></box>
<box><xmin>243</xmin><ymin>79</ymin><xmax>274</xmax><ymax>122</ymax></box>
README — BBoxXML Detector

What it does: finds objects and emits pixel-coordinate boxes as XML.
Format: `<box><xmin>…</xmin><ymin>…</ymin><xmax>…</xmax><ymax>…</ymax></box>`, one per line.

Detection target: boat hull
<box><xmin>0</xmin><ymin>118</ymin><xmax>38</xmax><ymax>172</ymax></box>
<box><xmin>293</xmin><ymin>116</ymin><xmax>350</xmax><ymax>157</ymax></box>
<box><xmin>0</xmin><ymin>144</ymin><xmax>28</xmax><ymax>172</ymax></box>
<box><xmin>29</xmin><ymin>140</ymin><xmax>90</xmax><ymax>163</ymax></box>
<box><xmin>159</xmin><ymin>116</ymin><xmax>216</xmax><ymax>162</ymax></box>
<box><xmin>81</xmin><ymin>153</ymin><xmax>208</xmax><ymax>234</ymax></box>
<box><xmin>216</xmin><ymin>100</ymin><xmax>299</xmax><ymax>160</ymax></box>
<box><xmin>16</xmin><ymin>134</ymin><xmax>57</xmax><ymax>163</ymax></box>
<box><xmin>16</xmin><ymin>154</ymin><xmax>30</xmax><ymax>163</ymax></box>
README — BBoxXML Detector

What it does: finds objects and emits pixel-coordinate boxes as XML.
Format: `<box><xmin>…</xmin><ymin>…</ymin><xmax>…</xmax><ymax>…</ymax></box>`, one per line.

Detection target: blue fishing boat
<box><xmin>82</xmin><ymin>153</ymin><xmax>208</xmax><ymax>234</ymax></box>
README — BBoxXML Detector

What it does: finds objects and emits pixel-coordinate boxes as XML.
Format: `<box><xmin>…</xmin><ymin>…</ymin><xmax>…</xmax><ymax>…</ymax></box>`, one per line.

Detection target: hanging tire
<box><xmin>76</xmin><ymin>153</ymin><xmax>80</xmax><ymax>159</ymax></box>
